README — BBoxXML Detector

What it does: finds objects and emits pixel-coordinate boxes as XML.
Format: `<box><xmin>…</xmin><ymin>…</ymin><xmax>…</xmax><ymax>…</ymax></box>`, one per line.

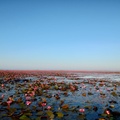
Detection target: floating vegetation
<box><xmin>0</xmin><ymin>70</ymin><xmax>120</xmax><ymax>120</ymax></box>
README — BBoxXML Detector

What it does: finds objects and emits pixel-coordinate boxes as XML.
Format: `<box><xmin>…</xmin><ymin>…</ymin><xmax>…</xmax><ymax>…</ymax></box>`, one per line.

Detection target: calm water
<box><xmin>0</xmin><ymin>72</ymin><xmax>120</xmax><ymax>120</ymax></box>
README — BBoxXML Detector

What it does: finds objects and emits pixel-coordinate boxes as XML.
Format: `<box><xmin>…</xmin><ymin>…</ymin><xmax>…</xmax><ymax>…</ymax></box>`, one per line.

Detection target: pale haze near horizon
<box><xmin>0</xmin><ymin>0</ymin><xmax>120</xmax><ymax>71</ymax></box>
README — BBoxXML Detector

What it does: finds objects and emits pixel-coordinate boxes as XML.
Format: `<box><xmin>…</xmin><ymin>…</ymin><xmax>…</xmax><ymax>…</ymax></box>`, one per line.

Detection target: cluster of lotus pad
<box><xmin>0</xmin><ymin>71</ymin><xmax>120</xmax><ymax>120</ymax></box>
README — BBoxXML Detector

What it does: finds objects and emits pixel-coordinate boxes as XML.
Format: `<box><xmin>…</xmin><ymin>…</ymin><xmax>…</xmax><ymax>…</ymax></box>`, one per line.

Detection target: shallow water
<box><xmin>0</xmin><ymin>72</ymin><xmax>120</xmax><ymax>120</ymax></box>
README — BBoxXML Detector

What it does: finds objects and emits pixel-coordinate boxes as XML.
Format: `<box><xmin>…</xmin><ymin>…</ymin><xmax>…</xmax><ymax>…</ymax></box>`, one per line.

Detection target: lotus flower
<box><xmin>106</xmin><ymin>110</ymin><xmax>110</xmax><ymax>115</ymax></box>
<box><xmin>1</xmin><ymin>84</ymin><xmax>4</xmax><ymax>87</ymax></box>
<box><xmin>7</xmin><ymin>100</ymin><xmax>12</xmax><ymax>105</ymax></box>
<box><xmin>41</xmin><ymin>102</ymin><xmax>46</xmax><ymax>107</ymax></box>
<box><xmin>26</xmin><ymin>101</ymin><xmax>31</xmax><ymax>105</ymax></box>
<box><xmin>7</xmin><ymin>100</ymin><xmax>12</xmax><ymax>108</ymax></box>
<box><xmin>34</xmin><ymin>86</ymin><xmax>38</xmax><ymax>91</ymax></box>
<box><xmin>26</xmin><ymin>96</ymin><xmax>31</xmax><ymax>100</ymax></box>
<box><xmin>79</xmin><ymin>108</ymin><xmax>85</xmax><ymax>113</ymax></box>
<box><xmin>1</xmin><ymin>94</ymin><xmax>4</xmax><ymax>99</ymax></box>
<box><xmin>30</xmin><ymin>91</ymin><xmax>35</xmax><ymax>97</ymax></box>
<box><xmin>47</xmin><ymin>106</ymin><xmax>51</xmax><ymax>110</ymax></box>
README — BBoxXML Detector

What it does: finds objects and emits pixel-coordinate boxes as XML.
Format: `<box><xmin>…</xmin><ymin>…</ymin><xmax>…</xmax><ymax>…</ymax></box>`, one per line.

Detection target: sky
<box><xmin>0</xmin><ymin>0</ymin><xmax>120</xmax><ymax>71</ymax></box>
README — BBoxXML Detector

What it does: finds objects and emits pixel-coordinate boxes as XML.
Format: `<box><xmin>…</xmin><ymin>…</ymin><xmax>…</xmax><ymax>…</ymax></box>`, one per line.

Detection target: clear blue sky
<box><xmin>0</xmin><ymin>0</ymin><xmax>120</xmax><ymax>71</ymax></box>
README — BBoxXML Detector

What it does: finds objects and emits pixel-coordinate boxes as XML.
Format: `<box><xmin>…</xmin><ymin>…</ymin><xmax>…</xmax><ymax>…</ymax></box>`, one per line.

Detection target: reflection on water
<box><xmin>0</xmin><ymin>72</ymin><xmax>120</xmax><ymax>120</ymax></box>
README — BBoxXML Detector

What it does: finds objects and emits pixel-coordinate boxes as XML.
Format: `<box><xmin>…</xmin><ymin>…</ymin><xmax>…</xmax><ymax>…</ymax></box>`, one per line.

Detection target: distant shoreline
<box><xmin>0</xmin><ymin>69</ymin><xmax>120</xmax><ymax>74</ymax></box>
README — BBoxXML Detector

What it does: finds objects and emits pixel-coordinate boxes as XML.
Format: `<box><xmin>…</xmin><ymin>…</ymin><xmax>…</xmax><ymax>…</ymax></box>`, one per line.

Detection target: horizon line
<box><xmin>0</xmin><ymin>69</ymin><xmax>120</xmax><ymax>73</ymax></box>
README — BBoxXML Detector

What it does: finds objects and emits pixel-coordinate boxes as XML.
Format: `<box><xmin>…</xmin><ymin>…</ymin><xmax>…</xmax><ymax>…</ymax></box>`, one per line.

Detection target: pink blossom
<box><xmin>7</xmin><ymin>100</ymin><xmax>12</xmax><ymax>105</ymax></box>
<box><xmin>47</xmin><ymin>106</ymin><xmax>51</xmax><ymax>110</ymax></box>
<box><xmin>79</xmin><ymin>108</ymin><xmax>85</xmax><ymax>113</ymax></box>
<box><xmin>106</xmin><ymin>110</ymin><xmax>110</xmax><ymax>115</ymax></box>
<box><xmin>96</xmin><ymin>90</ymin><xmax>99</xmax><ymax>92</ymax></box>
<box><xmin>82</xmin><ymin>85</ymin><xmax>86</xmax><ymax>89</ymax></box>
<box><xmin>41</xmin><ymin>102</ymin><xmax>46</xmax><ymax>107</ymax></box>
<box><xmin>34</xmin><ymin>86</ymin><xmax>38</xmax><ymax>91</ymax></box>
<box><xmin>71</xmin><ymin>86</ymin><xmax>75</xmax><ymax>91</ymax></box>
<box><xmin>26</xmin><ymin>101</ymin><xmax>31</xmax><ymax>105</ymax></box>
<box><xmin>32</xmin><ymin>91</ymin><xmax>35</xmax><ymax>96</ymax></box>
<box><xmin>1</xmin><ymin>94</ymin><xmax>4</xmax><ymax>99</ymax></box>
<box><xmin>26</xmin><ymin>96</ymin><xmax>31</xmax><ymax>100</ymax></box>
<box><xmin>7</xmin><ymin>100</ymin><xmax>12</xmax><ymax>108</ymax></box>
<box><xmin>106</xmin><ymin>88</ymin><xmax>110</xmax><ymax>91</ymax></box>
<box><xmin>30</xmin><ymin>92</ymin><xmax>35</xmax><ymax>97</ymax></box>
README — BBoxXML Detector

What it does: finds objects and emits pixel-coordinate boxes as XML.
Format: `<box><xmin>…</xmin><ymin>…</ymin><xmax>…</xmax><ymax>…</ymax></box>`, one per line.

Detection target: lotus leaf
<box><xmin>47</xmin><ymin>110</ymin><xmax>54</xmax><ymax>119</ymax></box>
<box><xmin>19</xmin><ymin>115</ymin><xmax>30</xmax><ymax>120</ymax></box>
<box><xmin>62</xmin><ymin>104</ymin><xmax>69</xmax><ymax>110</ymax></box>
<box><xmin>57</xmin><ymin>112</ymin><xmax>64</xmax><ymax>118</ymax></box>
<box><xmin>111</xmin><ymin>92</ymin><xmax>117</xmax><ymax>97</ymax></box>
<box><xmin>82</xmin><ymin>93</ymin><xmax>86</xmax><ymax>97</ymax></box>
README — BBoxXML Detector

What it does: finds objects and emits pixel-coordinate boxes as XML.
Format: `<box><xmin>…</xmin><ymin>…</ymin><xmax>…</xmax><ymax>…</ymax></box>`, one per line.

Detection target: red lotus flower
<box><xmin>106</xmin><ymin>110</ymin><xmax>110</xmax><ymax>115</ymax></box>
<box><xmin>7</xmin><ymin>100</ymin><xmax>12</xmax><ymax>108</ymax></box>
<box><xmin>34</xmin><ymin>86</ymin><xmax>38</xmax><ymax>91</ymax></box>
<box><xmin>26</xmin><ymin>96</ymin><xmax>31</xmax><ymax>100</ymax></box>
<box><xmin>7</xmin><ymin>100</ymin><xmax>12</xmax><ymax>105</ymax></box>
<box><xmin>47</xmin><ymin>106</ymin><xmax>51</xmax><ymax>110</ymax></box>
<box><xmin>1</xmin><ymin>84</ymin><xmax>4</xmax><ymax>87</ymax></box>
<box><xmin>41</xmin><ymin>102</ymin><xmax>46</xmax><ymax>107</ymax></box>
<box><xmin>79</xmin><ymin>108</ymin><xmax>85</xmax><ymax>113</ymax></box>
<box><xmin>26</xmin><ymin>101</ymin><xmax>31</xmax><ymax>105</ymax></box>
<box><xmin>1</xmin><ymin>94</ymin><xmax>4</xmax><ymax>99</ymax></box>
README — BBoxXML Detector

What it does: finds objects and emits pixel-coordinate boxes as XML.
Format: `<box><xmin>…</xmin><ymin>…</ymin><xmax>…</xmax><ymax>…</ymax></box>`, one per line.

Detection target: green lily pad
<box><xmin>24</xmin><ymin>112</ymin><xmax>32</xmax><ymax>116</ymax></box>
<box><xmin>0</xmin><ymin>114</ymin><xmax>7</xmax><ymax>117</ymax></box>
<box><xmin>101</xmin><ymin>113</ymin><xmax>107</xmax><ymax>117</ymax></box>
<box><xmin>19</xmin><ymin>115</ymin><xmax>30</xmax><ymax>120</ymax></box>
<box><xmin>111</xmin><ymin>92</ymin><xmax>117</xmax><ymax>97</ymax></box>
<box><xmin>37</xmin><ymin>111</ymin><xmax>44</xmax><ymax>116</ymax></box>
<box><xmin>47</xmin><ymin>110</ymin><xmax>53</xmax><ymax>116</ymax></box>
<box><xmin>110</xmin><ymin>117</ymin><xmax>114</xmax><ymax>120</ymax></box>
<box><xmin>35</xmin><ymin>117</ymin><xmax>40</xmax><ymax>120</ymax></box>
<box><xmin>8</xmin><ymin>108</ymin><xmax>16</xmax><ymax>113</ymax></box>
<box><xmin>57</xmin><ymin>112</ymin><xmax>64</xmax><ymax>118</ymax></box>
<box><xmin>47</xmin><ymin>110</ymin><xmax>54</xmax><ymax>119</ymax></box>
<box><xmin>19</xmin><ymin>102</ymin><xmax>26</xmax><ymax>109</ymax></box>
<box><xmin>78</xmin><ymin>114</ymin><xmax>85</xmax><ymax>120</ymax></box>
